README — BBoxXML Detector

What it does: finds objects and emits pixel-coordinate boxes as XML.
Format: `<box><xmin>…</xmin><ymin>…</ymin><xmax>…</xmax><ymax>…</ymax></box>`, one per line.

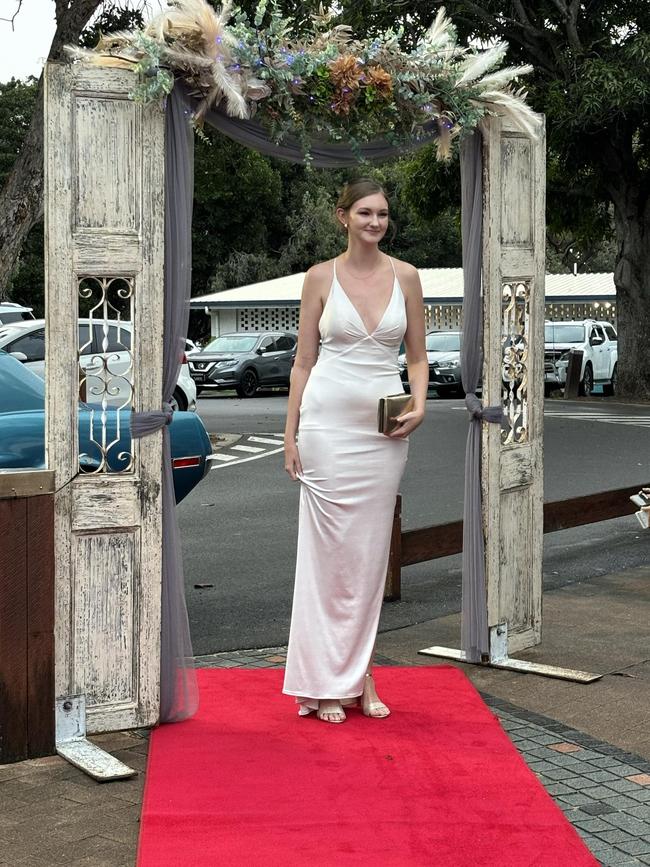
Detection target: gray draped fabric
<box><xmin>130</xmin><ymin>83</ymin><xmax>198</xmax><ymax>723</ymax></box>
<box><xmin>135</xmin><ymin>79</ymin><xmax>495</xmax><ymax>724</ymax></box>
<box><xmin>459</xmin><ymin>132</ymin><xmax>503</xmax><ymax>662</ymax></box>
<box><xmin>182</xmin><ymin>81</ymin><xmax>440</xmax><ymax>166</ymax></box>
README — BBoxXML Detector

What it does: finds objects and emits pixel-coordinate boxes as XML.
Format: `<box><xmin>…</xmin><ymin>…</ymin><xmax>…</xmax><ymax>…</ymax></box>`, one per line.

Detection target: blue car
<box><xmin>0</xmin><ymin>351</ymin><xmax>211</xmax><ymax>503</ymax></box>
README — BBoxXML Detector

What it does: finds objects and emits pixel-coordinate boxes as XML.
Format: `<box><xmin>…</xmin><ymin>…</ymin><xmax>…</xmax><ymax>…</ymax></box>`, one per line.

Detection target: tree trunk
<box><xmin>612</xmin><ymin>192</ymin><xmax>650</xmax><ymax>400</ymax></box>
<box><xmin>0</xmin><ymin>78</ymin><xmax>44</xmax><ymax>298</ymax></box>
<box><xmin>0</xmin><ymin>0</ymin><xmax>101</xmax><ymax>295</ymax></box>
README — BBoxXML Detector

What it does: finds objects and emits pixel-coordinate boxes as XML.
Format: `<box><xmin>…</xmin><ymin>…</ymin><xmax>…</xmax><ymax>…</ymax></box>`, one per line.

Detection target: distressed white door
<box><xmin>44</xmin><ymin>63</ymin><xmax>165</xmax><ymax>732</ymax></box>
<box><xmin>482</xmin><ymin>114</ymin><xmax>546</xmax><ymax>654</ymax></box>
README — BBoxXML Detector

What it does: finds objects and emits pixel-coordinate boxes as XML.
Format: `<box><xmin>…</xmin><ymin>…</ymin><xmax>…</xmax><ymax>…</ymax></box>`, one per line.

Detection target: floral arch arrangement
<box><xmin>67</xmin><ymin>0</ymin><xmax>539</xmax><ymax>163</ymax></box>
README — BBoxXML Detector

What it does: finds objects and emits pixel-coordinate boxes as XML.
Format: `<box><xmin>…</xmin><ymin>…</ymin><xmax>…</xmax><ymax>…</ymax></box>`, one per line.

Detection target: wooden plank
<box><xmin>401</xmin><ymin>520</ymin><xmax>464</xmax><ymax>565</ymax></box>
<box><xmin>26</xmin><ymin>495</ymin><xmax>55</xmax><ymax>758</ymax></box>
<box><xmin>543</xmin><ymin>484</ymin><xmax>647</xmax><ymax>534</ymax></box>
<box><xmin>397</xmin><ymin>484</ymin><xmax>645</xmax><ymax>569</ymax></box>
<box><xmin>71</xmin><ymin>478</ymin><xmax>139</xmax><ymax>531</ymax></box>
<box><xmin>0</xmin><ymin>471</ymin><xmax>55</xmax><ymax>499</ymax></box>
<box><xmin>0</xmin><ymin>499</ymin><xmax>28</xmax><ymax>763</ymax></box>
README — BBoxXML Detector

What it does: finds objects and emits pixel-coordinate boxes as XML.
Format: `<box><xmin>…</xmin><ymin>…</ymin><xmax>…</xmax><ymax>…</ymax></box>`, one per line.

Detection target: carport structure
<box><xmin>1</xmin><ymin>4</ymin><xmax>549</xmax><ymax>773</ymax></box>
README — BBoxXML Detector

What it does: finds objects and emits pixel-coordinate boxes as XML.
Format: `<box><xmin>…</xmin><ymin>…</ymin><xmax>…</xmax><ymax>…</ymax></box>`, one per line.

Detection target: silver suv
<box><xmin>188</xmin><ymin>331</ymin><xmax>297</xmax><ymax>398</ymax></box>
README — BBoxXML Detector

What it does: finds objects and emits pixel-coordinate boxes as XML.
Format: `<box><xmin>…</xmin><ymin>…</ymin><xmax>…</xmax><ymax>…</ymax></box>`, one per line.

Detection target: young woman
<box><xmin>282</xmin><ymin>178</ymin><xmax>428</xmax><ymax>723</ymax></box>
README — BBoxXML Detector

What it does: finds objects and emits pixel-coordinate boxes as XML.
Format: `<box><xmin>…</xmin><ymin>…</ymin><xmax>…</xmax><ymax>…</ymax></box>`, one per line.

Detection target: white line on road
<box><xmin>209</xmin><ymin>446</ymin><xmax>285</xmax><ymax>470</ymax></box>
<box><xmin>248</xmin><ymin>435</ymin><xmax>287</xmax><ymax>445</ymax></box>
<box><xmin>231</xmin><ymin>444</ymin><xmax>265</xmax><ymax>453</ymax></box>
<box><xmin>209</xmin><ymin>453</ymin><xmax>239</xmax><ymax>462</ymax></box>
<box><xmin>544</xmin><ymin>412</ymin><xmax>650</xmax><ymax>426</ymax></box>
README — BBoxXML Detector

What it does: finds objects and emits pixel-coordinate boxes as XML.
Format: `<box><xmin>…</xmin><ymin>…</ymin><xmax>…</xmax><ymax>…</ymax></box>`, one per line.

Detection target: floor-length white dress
<box><xmin>282</xmin><ymin>255</ymin><xmax>410</xmax><ymax>715</ymax></box>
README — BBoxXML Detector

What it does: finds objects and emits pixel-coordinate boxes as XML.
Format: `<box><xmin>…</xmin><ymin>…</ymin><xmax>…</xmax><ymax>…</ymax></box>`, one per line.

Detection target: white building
<box><xmin>190</xmin><ymin>268</ymin><xmax>616</xmax><ymax>338</ymax></box>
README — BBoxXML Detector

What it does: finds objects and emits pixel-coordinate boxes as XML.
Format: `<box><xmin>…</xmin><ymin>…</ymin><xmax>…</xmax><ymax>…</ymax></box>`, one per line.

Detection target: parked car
<box><xmin>188</xmin><ymin>331</ymin><xmax>298</xmax><ymax>398</ymax></box>
<box><xmin>545</xmin><ymin>320</ymin><xmax>618</xmax><ymax>397</ymax></box>
<box><xmin>0</xmin><ymin>302</ymin><xmax>35</xmax><ymax>325</ymax></box>
<box><xmin>185</xmin><ymin>338</ymin><xmax>201</xmax><ymax>356</ymax></box>
<box><xmin>0</xmin><ymin>351</ymin><xmax>211</xmax><ymax>504</ymax></box>
<box><xmin>0</xmin><ymin>318</ymin><xmax>197</xmax><ymax>411</ymax></box>
<box><xmin>399</xmin><ymin>330</ymin><xmax>465</xmax><ymax>397</ymax></box>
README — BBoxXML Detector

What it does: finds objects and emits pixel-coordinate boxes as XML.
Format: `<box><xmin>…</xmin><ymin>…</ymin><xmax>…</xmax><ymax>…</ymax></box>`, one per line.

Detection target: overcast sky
<box><xmin>0</xmin><ymin>0</ymin><xmax>56</xmax><ymax>82</ymax></box>
<box><xmin>0</xmin><ymin>0</ymin><xmax>166</xmax><ymax>83</ymax></box>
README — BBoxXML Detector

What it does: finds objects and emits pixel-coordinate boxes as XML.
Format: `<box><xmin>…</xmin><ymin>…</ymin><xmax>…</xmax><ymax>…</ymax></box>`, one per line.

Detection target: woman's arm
<box><xmin>284</xmin><ymin>265</ymin><xmax>325</xmax><ymax>479</ymax></box>
<box><xmin>390</xmin><ymin>263</ymin><xmax>428</xmax><ymax>438</ymax></box>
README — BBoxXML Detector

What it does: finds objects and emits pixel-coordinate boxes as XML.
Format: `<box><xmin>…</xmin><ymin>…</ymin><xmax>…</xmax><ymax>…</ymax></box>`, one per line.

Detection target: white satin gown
<box><xmin>282</xmin><ymin>256</ymin><xmax>410</xmax><ymax>715</ymax></box>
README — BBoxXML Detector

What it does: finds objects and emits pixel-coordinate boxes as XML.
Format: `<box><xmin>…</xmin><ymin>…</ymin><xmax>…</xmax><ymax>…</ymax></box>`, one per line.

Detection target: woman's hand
<box><xmin>387</xmin><ymin>408</ymin><xmax>425</xmax><ymax>438</ymax></box>
<box><xmin>284</xmin><ymin>440</ymin><xmax>303</xmax><ymax>480</ymax></box>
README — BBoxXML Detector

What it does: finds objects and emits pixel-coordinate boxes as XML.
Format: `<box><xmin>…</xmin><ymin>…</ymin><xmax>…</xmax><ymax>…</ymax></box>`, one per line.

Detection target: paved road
<box><xmin>180</xmin><ymin>391</ymin><xmax>650</xmax><ymax>655</ymax></box>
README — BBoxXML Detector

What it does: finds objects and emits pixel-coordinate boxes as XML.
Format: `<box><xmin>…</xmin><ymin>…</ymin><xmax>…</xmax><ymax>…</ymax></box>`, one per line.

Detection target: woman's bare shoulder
<box><xmin>390</xmin><ymin>257</ymin><xmax>421</xmax><ymax>291</ymax></box>
<box><xmin>304</xmin><ymin>260</ymin><xmax>335</xmax><ymax>293</ymax></box>
<box><xmin>301</xmin><ymin>260</ymin><xmax>335</xmax><ymax>304</ymax></box>
<box><xmin>307</xmin><ymin>259</ymin><xmax>337</xmax><ymax>280</ymax></box>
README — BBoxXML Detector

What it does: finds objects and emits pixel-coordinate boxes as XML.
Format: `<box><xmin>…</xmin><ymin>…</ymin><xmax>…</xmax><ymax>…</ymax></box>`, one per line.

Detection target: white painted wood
<box><xmin>56</xmin><ymin>695</ymin><xmax>136</xmax><ymax>780</ymax></box>
<box><xmin>57</xmin><ymin>740</ymin><xmax>137</xmax><ymax>780</ymax></box>
<box><xmin>418</xmin><ymin>647</ymin><xmax>601</xmax><ymax>683</ymax></box>
<box><xmin>45</xmin><ymin>62</ymin><xmax>165</xmax><ymax>734</ymax></box>
<box><xmin>481</xmin><ymin>114</ymin><xmax>546</xmax><ymax>655</ymax></box>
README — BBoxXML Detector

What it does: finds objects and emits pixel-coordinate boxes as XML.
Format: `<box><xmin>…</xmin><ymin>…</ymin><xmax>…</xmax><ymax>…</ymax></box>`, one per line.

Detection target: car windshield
<box><xmin>1</xmin><ymin>310</ymin><xmax>33</xmax><ymax>323</ymax></box>
<box><xmin>0</xmin><ymin>351</ymin><xmax>45</xmax><ymax>412</ymax></box>
<box><xmin>204</xmin><ymin>335</ymin><xmax>258</xmax><ymax>353</ymax></box>
<box><xmin>426</xmin><ymin>333</ymin><xmax>461</xmax><ymax>352</ymax></box>
<box><xmin>545</xmin><ymin>325</ymin><xmax>585</xmax><ymax>343</ymax></box>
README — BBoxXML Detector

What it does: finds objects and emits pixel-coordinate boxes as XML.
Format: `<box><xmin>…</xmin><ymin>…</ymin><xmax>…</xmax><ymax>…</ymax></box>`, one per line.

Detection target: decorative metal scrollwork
<box><xmin>77</xmin><ymin>276</ymin><xmax>135</xmax><ymax>474</ymax></box>
<box><xmin>501</xmin><ymin>280</ymin><xmax>530</xmax><ymax>445</ymax></box>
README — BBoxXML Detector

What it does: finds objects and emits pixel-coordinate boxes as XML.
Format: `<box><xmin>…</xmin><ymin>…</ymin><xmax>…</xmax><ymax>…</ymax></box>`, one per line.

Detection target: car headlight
<box><xmin>439</xmin><ymin>359</ymin><xmax>461</xmax><ymax>369</ymax></box>
<box><xmin>215</xmin><ymin>360</ymin><xmax>237</xmax><ymax>369</ymax></box>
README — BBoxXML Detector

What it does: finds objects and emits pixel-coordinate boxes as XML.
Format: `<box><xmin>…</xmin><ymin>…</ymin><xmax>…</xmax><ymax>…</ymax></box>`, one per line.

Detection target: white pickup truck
<box><xmin>544</xmin><ymin>319</ymin><xmax>618</xmax><ymax>397</ymax></box>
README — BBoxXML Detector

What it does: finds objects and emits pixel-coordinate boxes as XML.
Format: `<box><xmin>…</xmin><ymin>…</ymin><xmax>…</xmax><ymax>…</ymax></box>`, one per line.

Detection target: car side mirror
<box><xmin>256</xmin><ymin>347</ymin><xmax>265</xmax><ymax>355</ymax></box>
<box><xmin>590</xmin><ymin>336</ymin><xmax>604</xmax><ymax>346</ymax></box>
<box><xmin>9</xmin><ymin>351</ymin><xmax>28</xmax><ymax>362</ymax></box>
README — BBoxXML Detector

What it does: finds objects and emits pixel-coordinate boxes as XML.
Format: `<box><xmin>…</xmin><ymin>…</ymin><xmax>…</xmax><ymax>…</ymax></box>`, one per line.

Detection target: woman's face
<box><xmin>339</xmin><ymin>193</ymin><xmax>389</xmax><ymax>242</ymax></box>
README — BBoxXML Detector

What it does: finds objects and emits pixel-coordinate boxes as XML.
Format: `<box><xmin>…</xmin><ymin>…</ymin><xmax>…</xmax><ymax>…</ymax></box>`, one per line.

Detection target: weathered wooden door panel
<box><xmin>482</xmin><ymin>114</ymin><xmax>546</xmax><ymax>654</ymax></box>
<box><xmin>44</xmin><ymin>63</ymin><xmax>165</xmax><ymax>733</ymax></box>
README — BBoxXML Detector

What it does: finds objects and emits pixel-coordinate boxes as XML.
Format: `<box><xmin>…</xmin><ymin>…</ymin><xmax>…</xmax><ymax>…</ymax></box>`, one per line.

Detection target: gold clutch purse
<box><xmin>377</xmin><ymin>393</ymin><xmax>415</xmax><ymax>435</ymax></box>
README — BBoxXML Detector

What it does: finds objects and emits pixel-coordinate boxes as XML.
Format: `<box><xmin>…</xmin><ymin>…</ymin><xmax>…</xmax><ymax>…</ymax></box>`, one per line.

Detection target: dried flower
<box><xmin>329</xmin><ymin>54</ymin><xmax>363</xmax><ymax>91</ymax></box>
<box><xmin>365</xmin><ymin>65</ymin><xmax>393</xmax><ymax>97</ymax></box>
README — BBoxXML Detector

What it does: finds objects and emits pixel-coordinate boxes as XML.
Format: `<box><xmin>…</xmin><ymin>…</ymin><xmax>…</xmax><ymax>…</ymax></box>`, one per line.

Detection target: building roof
<box><xmin>190</xmin><ymin>268</ymin><xmax>615</xmax><ymax>309</ymax></box>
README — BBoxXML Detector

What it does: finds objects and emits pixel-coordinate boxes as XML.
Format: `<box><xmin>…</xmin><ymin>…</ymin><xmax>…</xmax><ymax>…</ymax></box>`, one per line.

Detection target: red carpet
<box><xmin>137</xmin><ymin>666</ymin><xmax>598</xmax><ymax>867</ymax></box>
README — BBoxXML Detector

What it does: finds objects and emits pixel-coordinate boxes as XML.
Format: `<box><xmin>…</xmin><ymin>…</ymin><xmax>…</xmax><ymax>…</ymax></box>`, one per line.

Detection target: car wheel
<box><xmin>236</xmin><ymin>368</ymin><xmax>259</xmax><ymax>398</ymax></box>
<box><xmin>170</xmin><ymin>387</ymin><xmax>188</xmax><ymax>412</ymax></box>
<box><xmin>579</xmin><ymin>363</ymin><xmax>594</xmax><ymax>397</ymax></box>
<box><xmin>603</xmin><ymin>364</ymin><xmax>617</xmax><ymax>397</ymax></box>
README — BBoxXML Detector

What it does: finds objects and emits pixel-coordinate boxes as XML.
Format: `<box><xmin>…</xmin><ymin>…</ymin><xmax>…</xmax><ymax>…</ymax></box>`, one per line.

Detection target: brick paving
<box><xmin>2</xmin><ymin>646</ymin><xmax>650</xmax><ymax>866</ymax></box>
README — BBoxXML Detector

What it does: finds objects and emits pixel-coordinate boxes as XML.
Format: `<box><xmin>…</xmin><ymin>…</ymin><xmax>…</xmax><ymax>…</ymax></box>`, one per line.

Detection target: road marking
<box><xmin>210</xmin><ymin>453</ymin><xmax>239</xmax><ymax>462</ymax></box>
<box><xmin>452</xmin><ymin>405</ymin><xmax>650</xmax><ymax>427</ymax></box>
<box><xmin>248</xmin><ymin>435</ymin><xmax>287</xmax><ymax>445</ymax></box>
<box><xmin>544</xmin><ymin>411</ymin><xmax>650</xmax><ymax>427</ymax></box>
<box><xmin>210</xmin><ymin>446</ymin><xmax>285</xmax><ymax>470</ymax></box>
<box><xmin>231</xmin><ymin>444</ymin><xmax>265</xmax><ymax>453</ymax></box>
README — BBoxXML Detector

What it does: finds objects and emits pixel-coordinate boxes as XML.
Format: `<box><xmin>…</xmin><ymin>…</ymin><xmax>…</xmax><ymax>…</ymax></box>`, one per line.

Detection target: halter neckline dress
<box><xmin>282</xmin><ymin>255</ymin><xmax>410</xmax><ymax>715</ymax></box>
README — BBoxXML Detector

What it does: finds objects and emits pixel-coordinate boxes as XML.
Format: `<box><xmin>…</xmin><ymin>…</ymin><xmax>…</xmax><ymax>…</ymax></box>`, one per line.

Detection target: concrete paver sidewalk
<box><xmin>1</xmin><ymin>566</ymin><xmax>648</xmax><ymax>866</ymax></box>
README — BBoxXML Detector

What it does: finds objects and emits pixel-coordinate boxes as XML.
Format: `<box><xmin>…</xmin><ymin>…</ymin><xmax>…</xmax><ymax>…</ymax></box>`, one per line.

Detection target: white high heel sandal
<box><xmin>360</xmin><ymin>672</ymin><xmax>390</xmax><ymax>718</ymax></box>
